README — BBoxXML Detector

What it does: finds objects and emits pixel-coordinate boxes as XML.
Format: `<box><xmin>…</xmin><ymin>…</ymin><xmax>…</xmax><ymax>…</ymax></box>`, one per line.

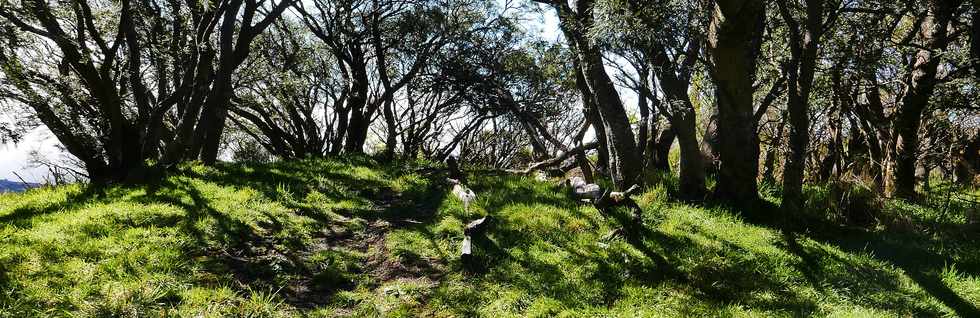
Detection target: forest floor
<box><xmin>1</xmin><ymin>157</ymin><xmax>979</xmax><ymax>317</ymax></box>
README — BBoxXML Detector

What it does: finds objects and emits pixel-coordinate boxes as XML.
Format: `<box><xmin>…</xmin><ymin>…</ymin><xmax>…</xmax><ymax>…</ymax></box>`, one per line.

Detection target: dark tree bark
<box><xmin>706</xmin><ymin>0</ymin><xmax>767</xmax><ymax>206</ymax></box>
<box><xmin>885</xmin><ymin>0</ymin><xmax>962</xmax><ymax>198</ymax></box>
<box><xmin>580</xmin><ymin>56</ymin><xmax>642</xmax><ymax>189</ymax></box>
<box><xmin>635</xmin><ymin>62</ymin><xmax>652</xmax><ymax>162</ymax></box>
<box><xmin>649</xmin><ymin>124</ymin><xmax>675</xmax><ymax>173</ymax></box>
<box><xmin>549</xmin><ymin>1</ymin><xmax>639</xmax><ymax>186</ymax></box>
<box><xmin>2</xmin><ymin>0</ymin><xmax>144</xmax><ymax>182</ymax></box>
<box><xmin>954</xmin><ymin>132</ymin><xmax>980</xmax><ymax>184</ymax></box>
<box><xmin>955</xmin><ymin>0</ymin><xmax>980</xmax><ymax>184</ymax></box>
<box><xmin>192</xmin><ymin>0</ymin><xmax>293</xmax><ymax>165</ymax></box>
<box><xmin>647</xmin><ymin>42</ymin><xmax>706</xmax><ymax>199</ymax></box>
<box><xmin>777</xmin><ymin>0</ymin><xmax>831</xmax><ymax>212</ymax></box>
<box><xmin>550</xmin><ymin>0</ymin><xmax>643</xmax><ymax>190</ymax></box>
<box><xmin>818</xmin><ymin>104</ymin><xmax>842</xmax><ymax>183</ymax></box>
<box><xmin>701</xmin><ymin>106</ymin><xmax>720</xmax><ymax>174</ymax></box>
<box><xmin>572</xmin><ymin>60</ymin><xmax>610</xmax><ymax>174</ymax></box>
<box><xmin>852</xmin><ymin>67</ymin><xmax>889</xmax><ymax>186</ymax></box>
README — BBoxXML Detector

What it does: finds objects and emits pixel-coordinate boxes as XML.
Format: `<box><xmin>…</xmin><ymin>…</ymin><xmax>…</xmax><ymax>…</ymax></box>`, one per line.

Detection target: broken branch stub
<box><xmin>521</xmin><ymin>141</ymin><xmax>599</xmax><ymax>173</ymax></box>
<box><xmin>460</xmin><ymin>235</ymin><xmax>473</xmax><ymax>263</ymax></box>
<box><xmin>593</xmin><ymin>184</ymin><xmax>643</xmax><ymax>224</ymax></box>
<box><xmin>460</xmin><ymin>215</ymin><xmax>490</xmax><ymax>269</ymax></box>
<box><xmin>446</xmin><ymin>156</ymin><xmax>467</xmax><ymax>185</ymax></box>
<box><xmin>464</xmin><ymin>215</ymin><xmax>490</xmax><ymax>236</ymax></box>
<box><xmin>610</xmin><ymin>184</ymin><xmax>642</xmax><ymax>202</ymax></box>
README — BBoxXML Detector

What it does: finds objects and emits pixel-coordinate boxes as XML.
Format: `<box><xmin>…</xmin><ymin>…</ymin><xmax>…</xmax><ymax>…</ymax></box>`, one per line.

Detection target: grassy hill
<box><xmin>0</xmin><ymin>158</ymin><xmax>978</xmax><ymax>317</ymax></box>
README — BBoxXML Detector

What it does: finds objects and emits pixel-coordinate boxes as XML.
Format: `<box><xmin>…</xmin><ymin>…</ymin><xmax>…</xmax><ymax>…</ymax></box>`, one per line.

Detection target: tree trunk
<box><xmin>161</xmin><ymin>48</ymin><xmax>215</xmax><ymax>165</ymax></box>
<box><xmin>330</xmin><ymin>107</ymin><xmax>349</xmax><ymax>155</ymax></box>
<box><xmin>650</xmin><ymin>125</ymin><xmax>674</xmax><ymax>172</ymax></box>
<box><xmin>701</xmin><ymin>106</ymin><xmax>720</xmax><ymax>174</ymax></box>
<box><xmin>576</xmin><ymin>152</ymin><xmax>595</xmax><ymax>184</ymax></box>
<box><xmin>818</xmin><ymin>104</ymin><xmax>841</xmax><ymax>183</ymax></box>
<box><xmin>636</xmin><ymin>66</ymin><xmax>651</xmax><ymax>161</ymax></box>
<box><xmin>778</xmin><ymin>0</ymin><xmax>825</xmax><ymax>212</ymax></box>
<box><xmin>195</xmin><ymin>76</ymin><xmax>234</xmax><ymax>165</ymax></box>
<box><xmin>960</xmin><ymin>0</ymin><xmax>980</xmax><ymax>185</ymax></box>
<box><xmin>954</xmin><ymin>132</ymin><xmax>980</xmax><ymax>184</ymax></box>
<box><xmin>579</xmin><ymin>49</ymin><xmax>643</xmax><ymax>189</ymax></box>
<box><xmin>648</xmin><ymin>43</ymin><xmax>705</xmax><ymax>197</ymax></box>
<box><xmin>885</xmin><ymin>0</ymin><xmax>960</xmax><ymax>198</ymax></box>
<box><xmin>382</xmin><ymin>98</ymin><xmax>398</xmax><ymax>161</ymax></box>
<box><xmin>674</xmin><ymin>114</ymin><xmax>705</xmax><ymax>199</ymax></box>
<box><xmin>549</xmin><ymin>0</ymin><xmax>641</xmax><ymax>190</ymax></box>
<box><xmin>707</xmin><ymin>0</ymin><xmax>767</xmax><ymax>206</ymax></box>
<box><xmin>572</xmin><ymin>56</ymin><xmax>610</xmax><ymax>174</ymax></box>
<box><xmin>344</xmin><ymin>113</ymin><xmax>370</xmax><ymax>153</ymax></box>
<box><xmin>343</xmin><ymin>43</ymin><xmax>371</xmax><ymax>154</ymax></box>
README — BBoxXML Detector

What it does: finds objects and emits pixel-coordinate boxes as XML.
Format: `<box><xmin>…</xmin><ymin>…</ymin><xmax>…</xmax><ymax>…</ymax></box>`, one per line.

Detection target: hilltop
<box><xmin>0</xmin><ymin>158</ymin><xmax>978</xmax><ymax>317</ymax></box>
<box><xmin>0</xmin><ymin>179</ymin><xmax>40</xmax><ymax>193</ymax></box>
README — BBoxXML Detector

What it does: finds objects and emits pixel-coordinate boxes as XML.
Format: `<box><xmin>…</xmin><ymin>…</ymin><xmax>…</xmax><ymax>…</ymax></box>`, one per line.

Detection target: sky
<box><xmin>0</xmin><ymin>126</ymin><xmax>64</xmax><ymax>183</ymax></box>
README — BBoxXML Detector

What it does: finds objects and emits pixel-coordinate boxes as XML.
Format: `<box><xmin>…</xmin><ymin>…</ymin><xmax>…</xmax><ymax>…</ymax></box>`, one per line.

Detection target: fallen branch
<box><xmin>518</xmin><ymin>141</ymin><xmax>599</xmax><ymax>174</ymax></box>
<box><xmin>609</xmin><ymin>184</ymin><xmax>642</xmax><ymax>203</ymax></box>
<box><xmin>594</xmin><ymin>184</ymin><xmax>644</xmax><ymax>223</ymax></box>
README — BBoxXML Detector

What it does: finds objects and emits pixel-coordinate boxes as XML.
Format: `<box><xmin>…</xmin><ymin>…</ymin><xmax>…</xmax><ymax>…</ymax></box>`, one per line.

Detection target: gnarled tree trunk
<box><xmin>885</xmin><ymin>0</ymin><xmax>961</xmax><ymax>198</ymax></box>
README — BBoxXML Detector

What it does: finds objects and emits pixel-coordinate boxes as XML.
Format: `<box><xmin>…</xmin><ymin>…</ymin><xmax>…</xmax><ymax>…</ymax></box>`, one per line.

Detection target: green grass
<box><xmin>1</xmin><ymin>157</ymin><xmax>978</xmax><ymax>317</ymax></box>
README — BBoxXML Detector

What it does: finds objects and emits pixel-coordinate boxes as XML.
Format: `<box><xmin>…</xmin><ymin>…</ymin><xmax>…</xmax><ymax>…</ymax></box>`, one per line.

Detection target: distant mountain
<box><xmin>0</xmin><ymin>179</ymin><xmax>41</xmax><ymax>193</ymax></box>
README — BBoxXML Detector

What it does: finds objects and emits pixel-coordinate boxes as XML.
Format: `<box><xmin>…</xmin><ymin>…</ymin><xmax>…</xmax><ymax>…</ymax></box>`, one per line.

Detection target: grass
<box><xmin>0</xmin><ymin>157</ymin><xmax>978</xmax><ymax>317</ymax></box>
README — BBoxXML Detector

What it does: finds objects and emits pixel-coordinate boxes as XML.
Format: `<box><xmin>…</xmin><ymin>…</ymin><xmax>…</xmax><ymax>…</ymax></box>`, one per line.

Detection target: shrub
<box><xmin>804</xmin><ymin>180</ymin><xmax>883</xmax><ymax>227</ymax></box>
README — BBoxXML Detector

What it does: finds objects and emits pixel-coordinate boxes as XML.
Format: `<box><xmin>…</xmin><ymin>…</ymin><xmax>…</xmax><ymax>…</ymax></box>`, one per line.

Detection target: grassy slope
<box><xmin>0</xmin><ymin>158</ymin><xmax>978</xmax><ymax>317</ymax></box>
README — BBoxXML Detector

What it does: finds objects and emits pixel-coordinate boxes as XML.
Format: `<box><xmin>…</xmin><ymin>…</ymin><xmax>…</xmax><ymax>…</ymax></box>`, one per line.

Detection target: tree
<box><xmin>775</xmin><ymin>0</ymin><xmax>839</xmax><ymax>211</ymax></box>
<box><xmin>229</xmin><ymin>21</ymin><xmax>335</xmax><ymax>158</ymax></box>
<box><xmin>295</xmin><ymin>0</ymin><xmax>453</xmax><ymax>155</ymax></box>
<box><xmin>535</xmin><ymin>0</ymin><xmax>643</xmax><ymax>190</ymax></box>
<box><xmin>884</xmin><ymin>0</ymin><xmax>964</xmax><ymax>198</ymax></box>
<box><xmin>644</xmin><ymin>17</ymin><xmax>708</xmax><ymax>199</ymax></box>
<box><xmin>600</xmin><ymin>0</ymin><xmax>707</xmax><ymax>198</ymax></box>
<box><xmin>0</xmin><ymin>0</ymin><xmax>291</xmax><ymax>183</ymax></box>
<box><xmin>172</xmin><ymin>0</ymin><xmax>294</xmax><ymax>165</ymax></box>
<box><xmin>705</xmin><ymin>0</ymin><xmax>767</xmax><ymax>206</ymax></box>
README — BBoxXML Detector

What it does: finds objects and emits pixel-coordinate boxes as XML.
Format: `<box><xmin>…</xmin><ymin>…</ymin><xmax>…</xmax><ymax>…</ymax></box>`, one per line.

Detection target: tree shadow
<box><xmin>801</xmin><ymin>224</ymin><xmax>980</xmax><ymax>317</ymax></box>
<box><xmin>439</xmin><ymin>175</ymin><xmax>821</xmax><ymax>314</ymax></box>
<box><xmin>600</xmin><ymin>199</ymin><xmax>822</xmax><ymax>314</ymax></box>
<box><xmin>0</xmin><ymin>185</ymin><xmax>107</xmax><ymax>227</ymax></box>
<box><xmin>707</xmin><ymin>191</ymin><xmax>980</xmax><ymax>316</ymax></box>
<box><xmin>136</xmin><ymin>177</ymin><xmax>317</xmax><ymax>298</ymax></box>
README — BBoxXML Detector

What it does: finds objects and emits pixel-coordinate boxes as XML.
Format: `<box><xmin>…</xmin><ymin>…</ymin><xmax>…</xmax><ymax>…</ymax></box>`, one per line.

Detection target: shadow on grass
<box><xmin>439</xmin><ymin>175</ymin><xmax>822</xmax><ymax>314</ymax></box>
<box><xmin>134</xmin><ymin>177</ymin><xmax>323</xmax><ymax>301</ymax></box>
<box><xmin>798</xmin><ymin>224</ymin><xmax>980</xmax><ymax>317</ymax></box>
<box><xmin>738</xmin><ymin>185</ymin><xmax>980</xmax><ymax>317</ymax></box>
<box><xmin>702</xmin><ymin>191</ymin><xmax>980</xmax><ymax>316</ymax></box>
<box><xmin>0</xmin><ymin>185</ymin><xmax>107</xmax><ymax>227</ymax></box>
<box><xmin>606</xmin><ymin>200</ymin><xmax>820</xmax><ymax>314</ymax></box>
<box><xmin>627</xmin><ymin>189</ymin><xmax>977</xmax><ymax>316</ymax></box>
